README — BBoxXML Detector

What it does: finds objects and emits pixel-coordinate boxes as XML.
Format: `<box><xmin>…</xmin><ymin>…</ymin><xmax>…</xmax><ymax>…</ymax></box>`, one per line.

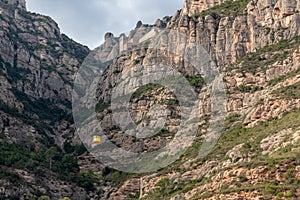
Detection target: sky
<box><xmin>27</xmin><ymin>0</ymin><xmax>183</xmax><ymax>49</ymax></box>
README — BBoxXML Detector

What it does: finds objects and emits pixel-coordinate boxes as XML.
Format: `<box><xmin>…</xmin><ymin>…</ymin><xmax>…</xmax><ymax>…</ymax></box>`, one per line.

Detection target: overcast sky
<box><xmin>27</xmin><ymin>0</ymin><xmax>183</xmax><ymax>49</ymax></box>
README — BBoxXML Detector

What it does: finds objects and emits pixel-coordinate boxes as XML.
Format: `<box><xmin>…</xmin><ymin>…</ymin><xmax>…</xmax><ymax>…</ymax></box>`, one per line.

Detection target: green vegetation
<box><xmin>0</xmin><ymin>99</ymin><xmax>56</xmax><ymax>145</ymax></box>
<box><xmin>195</xmin><ymin>0</ymin><xmax>251</xmax><ymax>19</ymax></box>
<box><xmin>61</xmin><ymin>34</ymin><xmax>89</xmax><ymax>61</ymax></box>
<box><xmin>268</xmin><ymin>67</ymin><xmax>300</xmax><ymax>86</ymax></box>
<box><xmin>285</xmin><ymin>169</ymin><xmax>296</xmax><ymax>184</ymax></box>
<box><xmin>182</xmin><ymin>138</ymin><xmax>203</xmax><ymax>160</ymax></box>
<box><xmin>95</xmin><ymin>100</ymin><xmax>111</xmax><ymax>112</ymax></box>
<box><xmin>131</xmin><ymin>83</ymin><xmax>161</xmax><ymax>99</ymax></box>
<box><xmin>234</xmin><ymin>85</ymin><xmax>262</xmax><ymax>93</ymax></box>
<box><xmin>129</xmin><ymin>75</ymin><xmax>204</xmax><ymax>100</ymax></box>
<box><xmin>0</xmin><ymin>55</ymin><xmax>31</xmax><ymax>83</ymax></box>
<box><xmin>126</xmin><ymin>75</ymin><xmax>204</xmax><ymax>103</ymax></box>
<box><xmin>63</xmin><ymin>141</ymin><xmax>87</xmax><ymax>155</ymax></box>
<box><xmin>145</xmin><ymin>108</ymin><xmax>300</xmax><ymax>199</ymax></box>
<box><xmin>76</xmin><ymin>170</ymin><xmax>99</xmax><ymax>191</ymax></box>
<box><xmin>38</xmin><ymin>196</ymin><xmax>51</xmax><ymax>200</ymax></box>
<box><xmin>12</xmin><ymin>89</ymin><xmax>71</xmax><ymax>123</ymax></box>
<box><xmin>190</xmin><ymin>181</ymin><xmax>298</xmax><ymax>199</ymax></box>
<box><xmin>0</xmin><ymin>141</ymin><xmax>98</xmax><ymax>191</ymax></box>
<box><xmin>207</xmin><ymin>108</ymin><xmax>300</xmax><ymax>162</ymax></box>
<box><xmin>0</xmin><ymin>56</ymin><xmax>72</xmax><ymax>135</ymax></box>
<box><xmin>0</xmin><ymin>166</ymin><xmax>22</xmax><ymax>184</ymax></box>
<box><xmin>230</xmin><ymin>36</ymin><xmax>300</xmax><ymax>74</ymax></box>
<box><xmin>225</xmin><ymin>113</ymin><xmax>241</xmax><ymax>127</ymax></box>
<box><xmin>0</xmin><ymin>2</ymin><xmax>17</xmax><ymax>11</ymax></box>
<box><xmin>101</xmin><ymin>167</ymin><xmax>138</xmax><ymax>187</ymax></box>
<box><xmin>273</xmin><ymin>81</ymin><xmax>300</xmax><ymax>99</ymax></box>
<box><xmin>0</xmin><ymin>142</ymin><xmax>68</xmax><ymax>173</ymax></box>
<box><xmin>185</xmin><ymin>75</ymin><xmax>205</xmax><ymax>91</ymax></box>
<box><xmin>6</xmin><ymin>64</ymin><xmax>31</xmax><ymax>83</ymax></box>
<box><xmin>142</xmin><ymin>177</ymin><xmax>205</xmax><ymax>200</ymax></box>
<box><xmin>128</xmin><ymin>191</ymin><xmax>140</xmax><ymax>200</ymax></box>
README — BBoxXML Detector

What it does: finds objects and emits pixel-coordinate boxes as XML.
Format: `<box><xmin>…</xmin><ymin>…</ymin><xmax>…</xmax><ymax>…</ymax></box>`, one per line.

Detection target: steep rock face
<box><xmin>225</xmin><ymin>37</ymin><xmax>300</xmax><ymax>126</ymax></box>
<box><xmin>94</xmin><ymin>0</ymin><xmax>300</xmax><ymax>134</ymax></box>
<box><xmin>100</xmin><ymin>0</ymin><xmax>300</xmax><ymax>69</ymax></box>
<box><xmin>0</xmin><ymin>0</ymin><xmax>26</xmax><ymax>10</ymax></box>
<box><xmin>0</xmin><ymin>1</ymin><xmax>106</xmax><ymax>199</ymax></box>
<box><xmin>0</xmin><ymin>2</ymin><xmax>89</xmax><ymax>145</ymax></box>
<box><xmin>93</xmin><ymin>0</ymin><xmax>300</xmax><ymax>199</ymax></box>
<box><xmin>174</xmin><ymin>0</ymin><xmax>300</xmax><ymax>67</ymax></box>
<box><xmin>0</xmin><ymin>0</ymin><xmax>299</xmax><ymax>199</ymax></box>
<box><xmin>183</xmin><ymin>0</ymin><xmax>235</xmax><ymax>16</ymax></box>
<box><xmin>97</xmin><ymin>17</ymin><xmax>171</xmax><ymax>60</ymax></box>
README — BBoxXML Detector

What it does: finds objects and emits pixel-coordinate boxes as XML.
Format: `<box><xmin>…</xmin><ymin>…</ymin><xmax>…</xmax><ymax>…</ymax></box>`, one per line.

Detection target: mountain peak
<box><xmin>0</xmin><ymin>0</ymin><xmax>26</xmax><ymax>10</ymax></box>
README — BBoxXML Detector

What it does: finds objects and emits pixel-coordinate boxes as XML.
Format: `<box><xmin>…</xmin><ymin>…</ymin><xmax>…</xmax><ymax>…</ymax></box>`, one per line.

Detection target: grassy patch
<box><xmin>195</xmin><ymin>0</ymin><xmax>251</xmax><ymax>19</ymax></box>
<box><xmin>268</xmin><ymin>67</ymin><xmax>300</xmax><ymax>86</ymax></box>
<box><xmin>142</xmin><ymin>177</ymin><xmax>205</xmax><ymax>200</ymax></box>
<box><xmin>131</xmin><ymin>83</ymin><xmax>162</xmax><ymax>99</ymax></box>
<box><xmin>229</xmin><ymin>36</ymin><xmax>300</xmax><ymax>74</ymax></box>
<box><xmin>225</xmin><ymin>113</ymin><xmax>241</xmax><ymax>127</ymax></box>
<box><xmin>234</xmin><ymin>85</ymin><xmax>262</xmax><ymax>93</ymax></box>
<box><xmin>95</xmin><ymin>100</ymin><xmax>111</xmax><ymax>112</ymax></box>
<box><xmin>273</xmin><ymin>81</ymin><xmax>300</xmax><ymax>100</ymax></box>
<box><xmin>101</xmin><ymin>167</ymin><xmax>138</xmax><ymax>188</ymax></box>
<box><xmin>128</xmin><ymin>191</ymin><xmax>140</xmax><ymax>200</ymax></box>
<box><xmin>185</xmin><ymin>75</ymin><xmax>205</xmax><ymax>90</ymax></box>
<box><xmin>191</xmin><ymin>182</ymin><xmax>299</xmax><ymax>199</ymax></box>
<box><xmin>204</xmin><ymin>108</ymin><xmax>300</xmax><ymax>163</ymax></box>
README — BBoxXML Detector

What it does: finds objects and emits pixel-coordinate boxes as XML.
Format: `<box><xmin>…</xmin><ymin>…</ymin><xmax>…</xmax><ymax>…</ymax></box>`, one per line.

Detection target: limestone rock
<box><xmin>183</xmin><ymin>0</ymin><xmax>236</xmax><ymax>16</ymax></box>
<box><xmin>1</xmin><ymin>0</ymin><xmax>300</xmax><ymax>199</ymax></box>
<box><xmin>0</xmin><ymin>0</ymin><xmax>26</xmax><ymax>10</ymax></box>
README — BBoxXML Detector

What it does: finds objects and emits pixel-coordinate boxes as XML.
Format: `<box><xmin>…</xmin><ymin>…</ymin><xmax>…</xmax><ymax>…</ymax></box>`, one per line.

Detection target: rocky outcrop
<box><xmin>99</xmin><ymin>0</ymin><xmax>300</xmax><ymax>69</ymax></box>
<box><xmin>110</xmin><ymin>179</ymin><xmax>141</xmax><ymax>199</ymax></box>
<box><xmin>92</xmin><ymin>0</ymin><xmax>300</xmax><ymax>199</ymax></box>
<box><xmin>0</xmin><ymin>1</ymin><xmax>89</xmax><ymax>145</ymax></box>
<box><xmin>0</xmin><ymin>0</ymin><xmax>26</xmax><ymax>10</ymax></box>
<box><xmin>0</xmin><ymin>168</ymin><xmax>88</xmax><ymax>199</ymax></box>
<box><xmin>137</xmin><ymin>122</ymin><xmax>300</xmax><ymax>199</ymax></box>
<box><xmin>183</xmin><ymin>0</ymin><xmax>235</xmax><ymax>16</ymax></box>
<box><xmin>0</xmin><ymin>1</ymin><xmax>102</xmax><ymax>199</ymax></box>
<box><xmin>1</xmin><ymin>0</ymin><xmax>300</xmax><ymax>199</ymax></box>
<box><xmin>174</xmin><ymin>0</ymin><xmax>300</xmax><ymax>67</ymax></box>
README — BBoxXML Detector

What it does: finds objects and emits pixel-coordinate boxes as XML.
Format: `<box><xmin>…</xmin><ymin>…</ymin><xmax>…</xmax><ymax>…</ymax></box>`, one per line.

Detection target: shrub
<box><xmin>195</xmin><ymin>0</ymin><xmax>251</xmax><ymax>19</ymax></box>
<box><xmin>95</xmin><ymin>100</ymin><xmax>111</xmax><ymax>112</ymax></box>
<box><xmin>273</xmin><ymin>81</ymin><xmax>300</xmax><ymax>99</ymax></box>
<box><xmin>131</xmin><ymin>83</ymin><xmax>161</xmax><ymax>99</ymax></box>
<box><xmin>229</xmin><ymin>36</ymin><xmax>300</xmax><ymax>74</ymax></box>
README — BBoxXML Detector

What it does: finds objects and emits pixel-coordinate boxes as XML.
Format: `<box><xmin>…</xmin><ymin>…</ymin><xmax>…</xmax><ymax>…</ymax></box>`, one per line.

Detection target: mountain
<box><xmin>0</xmin><ymin>0</ymin><xmax>103</xmax><ymax>199</ymax></box>
<box><xmin>0</xmin><ymin>0</ymin><xmax>300</xmax><ymax>199</ymax></box>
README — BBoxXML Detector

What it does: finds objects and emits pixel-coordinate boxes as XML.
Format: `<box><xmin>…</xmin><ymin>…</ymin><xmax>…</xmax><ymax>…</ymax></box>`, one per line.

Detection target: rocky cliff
<box><xmin>91</xmin><ymin>0</ymin><xmax>300</xmax><ymax>199</ymax></box>
<box><xmin>0</xmin><ymin>0</ymin><xmax>90</xmax><ymax>145</ymax></box>
<box><xmin>0</xmin><ymin>0</ymin><xmax>104</xmax><ymax>199</ymax></box>
<box><xmin>0</xmin><ymin>0</ymin><xmax>26</xmax><ymax>10</ymax></box>
<box><xmin>0</xmin><ymin>0</ymin><xmax>299</xmax><ymax>199</ymax></box>
<box><xmin>183</xmin><ymin>0</ymin><xmax>233</xmax><ymax>16</ymax></box>
<box><xmin>178</xmin><ymin>0</ymin><xmax>300</xmax><ymax>67</ymax></box>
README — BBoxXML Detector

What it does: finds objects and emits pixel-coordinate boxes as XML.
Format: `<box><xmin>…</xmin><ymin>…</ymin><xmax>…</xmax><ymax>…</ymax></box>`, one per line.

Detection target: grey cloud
<box><xmin>27</xmin><ymin>0</ymin><xmax>183</xmax><ymax>49</ymax></box>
